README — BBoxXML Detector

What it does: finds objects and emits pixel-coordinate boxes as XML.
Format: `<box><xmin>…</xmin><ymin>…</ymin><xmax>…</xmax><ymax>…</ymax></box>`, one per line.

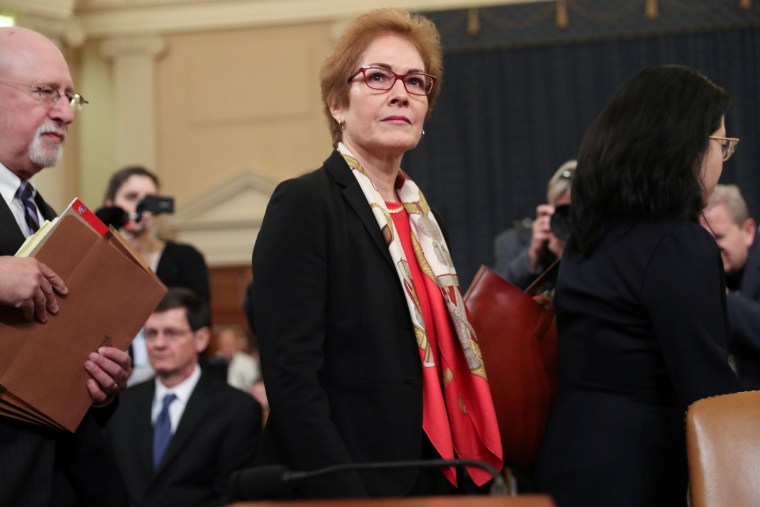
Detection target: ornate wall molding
<box><xmin>165</xmin><ymin>171</ymin><xmax>277</xmax><ymax>266</ymax></box>
<box><xmin>10</xmin><ymin>0</ymin><xmax>550</xmax><ymax>44</ymax></box>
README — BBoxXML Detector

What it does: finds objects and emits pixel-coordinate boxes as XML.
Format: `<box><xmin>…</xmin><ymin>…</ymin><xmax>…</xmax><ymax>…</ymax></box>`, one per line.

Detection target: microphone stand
<box><xmin>286</xmin><ymin>458</ymin><xmax>509</xmax><ymax>496</ymax></box>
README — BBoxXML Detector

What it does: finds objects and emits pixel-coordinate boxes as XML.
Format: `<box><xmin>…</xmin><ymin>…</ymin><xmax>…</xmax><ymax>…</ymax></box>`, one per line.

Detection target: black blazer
<box><xmin>252</xmin><ymin>150</ymin><xmax>427</xmax><ymax>498</ymax></box>
<box><xmin>537</xmin><ymin>218</ymin><xmax>741</xmax><ymax>507</ymax></box>
<box><xmin>0</xmin><ymin>192</ymin><xmax>124</xmax><ymax>507</ymax></box>
<box><xmin>106</xmin><ymin>373</ymin><xmax>262</xmax><ymax>507</ymax></box>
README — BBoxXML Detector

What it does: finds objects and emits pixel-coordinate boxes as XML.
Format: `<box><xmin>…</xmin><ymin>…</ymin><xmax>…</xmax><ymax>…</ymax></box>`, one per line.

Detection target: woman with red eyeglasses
<box><xmin>250</xmin><ymin>8</ymin><xmax>503</xmax><ymax>500</ymax></box>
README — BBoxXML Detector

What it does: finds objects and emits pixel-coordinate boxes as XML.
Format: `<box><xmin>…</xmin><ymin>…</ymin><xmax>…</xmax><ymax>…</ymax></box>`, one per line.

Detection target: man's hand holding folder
<box><xmin>0</xmin><ymin>198</ymin><xmax>167</xmax><ymax>432</ymax></box>
<box><xmin>0</xmin><ymin>256</ymin><xmax>67</xmax><ymax>323</ymax></box>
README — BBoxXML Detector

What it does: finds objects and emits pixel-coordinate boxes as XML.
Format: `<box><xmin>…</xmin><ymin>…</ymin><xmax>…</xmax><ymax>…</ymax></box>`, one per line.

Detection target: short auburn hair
<box><xmin>319</xmin><ymin>8</ymin><xmax>443</xmax><ymax>147</ymax></box>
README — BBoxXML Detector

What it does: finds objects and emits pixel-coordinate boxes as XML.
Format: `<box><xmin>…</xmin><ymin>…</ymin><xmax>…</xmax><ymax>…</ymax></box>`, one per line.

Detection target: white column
<box><xmin>99</xmin><ymin>35</ymin><xmax>166</xmax><ymax>169</ymax></box>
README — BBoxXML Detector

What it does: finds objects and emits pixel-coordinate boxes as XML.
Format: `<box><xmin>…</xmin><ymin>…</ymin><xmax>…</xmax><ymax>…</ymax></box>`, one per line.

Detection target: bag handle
<box><xmin>524</xmin><ymin>258</ymin><xmax>560</xmax><ymax>297</ymax></box>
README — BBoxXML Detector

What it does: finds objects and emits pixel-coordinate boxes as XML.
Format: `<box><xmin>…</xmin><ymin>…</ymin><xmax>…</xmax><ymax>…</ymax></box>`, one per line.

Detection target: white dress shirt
<box><xmin>151</xmin><ymin>365</ymin><xmax>202</xmax><ymax>434</ymax></box>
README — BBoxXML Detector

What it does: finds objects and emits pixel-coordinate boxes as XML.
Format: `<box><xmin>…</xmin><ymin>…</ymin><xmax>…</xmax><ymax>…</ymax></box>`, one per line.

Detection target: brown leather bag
<box><xmin>464</xmin><ymin>262</ymin><xmax>559</xmax><ymax>474</ymax></box>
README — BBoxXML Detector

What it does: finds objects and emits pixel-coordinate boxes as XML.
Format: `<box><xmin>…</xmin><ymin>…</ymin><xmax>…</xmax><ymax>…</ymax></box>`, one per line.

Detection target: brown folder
<box><xmin>0</xmin><ymin>199</ymin><xmax>166</xmax><ymax>432</ymax></box>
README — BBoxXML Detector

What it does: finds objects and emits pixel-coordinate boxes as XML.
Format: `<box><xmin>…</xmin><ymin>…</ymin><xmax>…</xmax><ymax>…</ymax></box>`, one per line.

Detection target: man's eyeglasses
<box><xmin>709</xmin><ymin>136</ymin><xmax>740</xmax><ymax>162</ymax></box>
<box><xmin>348</xmin><ymin>67</ymin><xmax>437</xmax><ymax>96</ymax></box>
<box><xmin>145</xmin><ymin>328</ymin><xmax>194</xmax><ymax>342</ymax></box>
<box><xmin>0</xmin><ymin>81</ymin><xmax>88</xmax><ymax>112</ymax></box>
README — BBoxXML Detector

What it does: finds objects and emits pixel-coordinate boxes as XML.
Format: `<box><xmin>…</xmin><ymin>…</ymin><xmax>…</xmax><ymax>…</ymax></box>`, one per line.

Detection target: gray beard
<box><xmin>29</xmin><ymin>128</ymin><xmax>64</xmax><ymax>169</ymax></box>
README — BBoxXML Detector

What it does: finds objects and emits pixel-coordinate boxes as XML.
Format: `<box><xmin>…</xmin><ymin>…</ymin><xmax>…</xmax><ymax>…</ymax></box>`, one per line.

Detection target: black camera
<box><xmin>550</xmin><ymin>204</ymin><xmax>571</xmax><ymax>241</ymax></box>
<box><xmin>136</xmin><ymin>195</ymin><xmax>174</xmax><ymax>217</ymax></box>
<box><xmin>95</xmin><ymin>195</ymin><xmax>174</xmax><ymax>229</ymax></box>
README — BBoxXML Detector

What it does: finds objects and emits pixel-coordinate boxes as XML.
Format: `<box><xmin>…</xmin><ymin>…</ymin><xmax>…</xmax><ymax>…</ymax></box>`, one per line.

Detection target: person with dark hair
<box><xmin>103</xmin><ymin>165</ymin><xmax>212</xmax><ymax>385</ymax></box>
<box><xmin>106</xmin><ymin>287</ymin><xmax>262</xmax><ymax>507</ymax></box>
<box><xmin>251</xmin><ymin>7</ymin><xmax>502</xmax><ymax>499</ymax></box>
<box><xmin>103</xmin><ymin>166</ymin><xmax>210</xmax><ymax>303</ymax></box>
<box><xmin>537</xmin><ymin>65</ymin><xmax>742</xmax><ymax>506</ymax></box>
<box><xmin>702</xmin><ymin>184</ymin><xmax>760</xmax><ymax>389</ymax></box>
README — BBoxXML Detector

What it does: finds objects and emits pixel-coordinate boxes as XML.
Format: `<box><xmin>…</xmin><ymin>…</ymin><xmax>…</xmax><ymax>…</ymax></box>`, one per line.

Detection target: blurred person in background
<box><xmin>493</xmin><ymin>160</ymin><xmax>575</xmax><ymax>290</ymax></box>
<box><xmin>702</xmin><ymin>184</ymin><xmax>760</xmax><ymax>389</ymax></box>
<box><xmin>106</xmin><ymin>288</ymin><xmax>261</xmax><ymax>507</ymax></box>
<box><xmin>215</xmin><ymin>324</ymin><xmax>261</xmax><ymax>392</ymax></box>
<box><xmin>101</xmin><ymin>166</ymin><xmax>212</xmax><ymax>385</ymax></box>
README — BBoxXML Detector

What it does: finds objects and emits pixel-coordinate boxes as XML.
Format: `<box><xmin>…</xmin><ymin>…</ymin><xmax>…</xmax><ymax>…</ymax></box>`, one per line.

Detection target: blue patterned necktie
<box><xmin>16</xmin><ymin>181</ymin><xmax>40</xmax><ymax>234</ymax></box>
<box><xmin>152</xmin><ymin>393</ymin><xmax>177</xmax><ymax>467</ymax></box>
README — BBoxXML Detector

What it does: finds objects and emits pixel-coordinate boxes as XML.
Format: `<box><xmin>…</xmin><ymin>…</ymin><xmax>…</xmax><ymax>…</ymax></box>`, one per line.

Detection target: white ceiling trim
<box><xmin>73</xmin><ymin>0</ymin><xmax>549</xmax><ymax>37</ymax></box>
<box><xmin>2</xmin><ymin>0</ymin><xmax>76</xmax><ymax>19</ymax></box>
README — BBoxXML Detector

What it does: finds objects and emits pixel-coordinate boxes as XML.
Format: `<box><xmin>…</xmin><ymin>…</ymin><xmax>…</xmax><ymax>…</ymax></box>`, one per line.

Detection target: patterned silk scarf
<box><xmin>338</xmin><ymin>144</ymin><xmax>503</xmax><ymax>486</ymax></box>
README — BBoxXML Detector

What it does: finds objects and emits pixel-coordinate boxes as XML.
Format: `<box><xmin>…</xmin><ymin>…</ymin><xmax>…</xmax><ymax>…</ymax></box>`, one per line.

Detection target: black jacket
<box><xmin>251</xmin><ymin>150</ymin><xmax>427</xmax><ymax>498</ymax></box>
<box><xmin>0</xmin><ymin>192</ymin><xmax>124</xmax><ymax>507</ymax></box>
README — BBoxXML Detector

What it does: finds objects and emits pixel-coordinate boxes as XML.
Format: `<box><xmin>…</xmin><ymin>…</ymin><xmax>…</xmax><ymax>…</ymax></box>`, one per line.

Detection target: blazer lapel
<box><xmin>0</xmin><ymin>198</ymin><xmax>26</xmax><ymax>255</ymax></box>
<box><xmin>35</xmin><ymin>191</ymin><xmax>57</xmax><ymax>221</ymax></box>
<box><xmin>0</xmin><ymin>187</ymin><xmax>57</xmax><ymax>255</ymax></box>
<box><xmin>325</xmin><ymin>150</ymin><xmax>396</xmax><ymax>269</ymax></box>
<box><xmin>134</xmin><ymin>384</ymin><xmax>156</xmax><ymax>479</ymax></box>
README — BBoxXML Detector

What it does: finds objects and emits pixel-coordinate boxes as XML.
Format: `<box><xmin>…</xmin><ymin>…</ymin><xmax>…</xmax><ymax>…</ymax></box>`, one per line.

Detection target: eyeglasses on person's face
<box><xmin>709</xmin><ymin>136</ymin><xmax>740</xmax><ymax>162</ymax></box>
<box><xmin>0</xmin><ymin>80</ymin><xmax>88</xmax><ymax>112</ymax></box>
<box><xmin>144</xmin><ymin>327</ymin><xmax>194</xmax><ymax>342</ymax></box>
<box><xmin>347</xmin><ymin>66</ymin><xmax>437</xmax><ymax>96</ymax></box>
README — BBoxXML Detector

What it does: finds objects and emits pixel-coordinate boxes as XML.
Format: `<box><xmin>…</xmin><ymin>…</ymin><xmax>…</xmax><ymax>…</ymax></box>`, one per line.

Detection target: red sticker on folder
<box><xmin>69</xmin><ymin>198</ymin><xmax>108</xmax><ymax>237</ymax></box>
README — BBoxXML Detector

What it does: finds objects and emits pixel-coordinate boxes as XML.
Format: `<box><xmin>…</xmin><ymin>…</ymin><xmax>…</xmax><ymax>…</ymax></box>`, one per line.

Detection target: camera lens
<box><xmin>550</xmin><ymin>204</ymin><xmax>572</xmax><ymax>241</ymax></box>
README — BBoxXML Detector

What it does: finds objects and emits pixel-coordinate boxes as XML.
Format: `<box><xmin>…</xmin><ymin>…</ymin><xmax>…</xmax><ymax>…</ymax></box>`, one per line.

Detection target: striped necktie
<box><xmin>16</xmin><ymin>181</ymin><xmax>40</xmax><ymax>234</ymax></box>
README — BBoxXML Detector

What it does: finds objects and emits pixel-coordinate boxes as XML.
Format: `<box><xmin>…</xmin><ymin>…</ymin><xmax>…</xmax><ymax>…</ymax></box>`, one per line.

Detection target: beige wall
<box><xmin>25</xmin><ymin>14</ymin><xmax>408</xmax><ymax>268</ymax></box>
<box><xmin>77</xmin><ymin>40</ymin><xmax>115</xmax><ymax>208</ymax></box>
<box><xmin>14</xmin><ymin>1</ymin><xmax>538</xmax><ymax>213</ymax></box>
<box><xmin>34</xmin><ymin>20</ymin><xmax>338</xmax><ymax>215</ymax></box>
<box><xmin>154</xmin><ymin>22</ymin><xmax>334</xmax><ymax>208</ymax></box>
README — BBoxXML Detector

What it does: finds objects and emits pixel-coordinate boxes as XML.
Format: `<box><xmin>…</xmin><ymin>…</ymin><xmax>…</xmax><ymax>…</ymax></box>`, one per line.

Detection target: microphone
<box><xmin>228</xmin><ymin>458</ymin><xmax>509</xmax><ymax>501</ymax></box>
<box><xmin>94</xmin><ymin>206</ymin><xmax>129</xmax><ymax>229</ymax></box>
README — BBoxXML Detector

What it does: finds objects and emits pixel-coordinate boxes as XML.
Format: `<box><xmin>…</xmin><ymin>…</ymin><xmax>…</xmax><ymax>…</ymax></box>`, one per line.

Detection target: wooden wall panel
<box><xmin>209</xmin><ymin>264</ymin><xmax>252</xmax><ymax>329</ymax></box>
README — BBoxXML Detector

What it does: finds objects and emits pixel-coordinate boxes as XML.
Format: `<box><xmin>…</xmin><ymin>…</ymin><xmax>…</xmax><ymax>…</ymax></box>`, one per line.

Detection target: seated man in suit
<box><xmin>702</xmin><ymin>184</ymin><xmax>760</xmax><ymax>389</ymax></box>
<box><xmin>107</xmin><ymin>287</ymin><xmax>262</xmax><ymax>507</ymax></box>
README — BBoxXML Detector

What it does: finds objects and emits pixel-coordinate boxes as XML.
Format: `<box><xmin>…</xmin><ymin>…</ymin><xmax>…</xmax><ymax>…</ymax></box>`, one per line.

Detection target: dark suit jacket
<box><xmin>106</xmin><ymin>372</ymin><xmax>262</xmax><ymax>507</ymax></box>
<box><xmin>251</xmin><ymin>150</ymin><xmax>427</xmax><ymax>499</ymax></box>
<box><xmin>0</xmin><ymin>186</ymin><xmax>56</xmax><ymax>259</ymax></box>
<box><xmin>0</xmin><ymin>192</ymin><xmax>123</xmax><ymax>507</ymax></box>
<box><xmin>537</xmin><ymin>218</ymin><xmax>740</xmax><ymax>507</ymax></box>
<box><xmin>727</xmin><ymin>233</ymin><xmax>760</xmax><ymax>388</ymax></box>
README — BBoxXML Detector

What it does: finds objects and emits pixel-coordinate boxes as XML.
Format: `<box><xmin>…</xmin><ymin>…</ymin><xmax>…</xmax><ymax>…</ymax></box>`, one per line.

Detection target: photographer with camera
<box><xmin>101</xmin><ymin>165</ymin><xmax>211</xmax><ymax>384</ymax></box>
<box><xmin>493</xmin><ymin>160</ymin><xmax>575</xmax><ymax>290</ymax></box>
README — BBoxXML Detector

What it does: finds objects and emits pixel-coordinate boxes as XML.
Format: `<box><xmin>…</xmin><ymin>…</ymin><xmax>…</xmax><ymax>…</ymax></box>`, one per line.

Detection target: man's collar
<box><xmin>154</xmin><ymin>363</ymin><xmax>202</xmax><ymax>401</ymax></box>
<box><xmin>0</xmin><ymin>162</ymin><xmax>23</xmax><ymax>208</ymax></box>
